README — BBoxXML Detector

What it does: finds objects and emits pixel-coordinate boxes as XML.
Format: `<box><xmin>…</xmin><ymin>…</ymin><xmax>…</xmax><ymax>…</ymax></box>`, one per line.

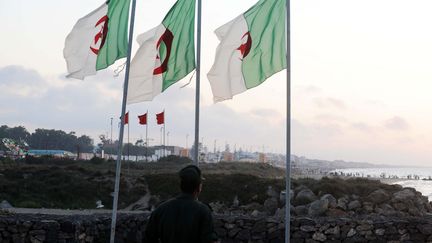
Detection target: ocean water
<box><xmin>331</xmin><ymin>167</ymin><xmax>432</xmax><ymax>201</ymax></box>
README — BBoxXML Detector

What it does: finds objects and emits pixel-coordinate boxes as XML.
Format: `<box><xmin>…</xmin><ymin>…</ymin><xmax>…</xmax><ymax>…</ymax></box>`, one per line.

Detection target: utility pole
<box><xmin>110</xmin><ymin>117</ymin><xmax>113</xmax><ymax>144</ymax></box>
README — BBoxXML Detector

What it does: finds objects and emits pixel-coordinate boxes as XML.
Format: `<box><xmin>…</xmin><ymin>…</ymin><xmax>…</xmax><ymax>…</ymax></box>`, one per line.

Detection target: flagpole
<box><xmin>109</xmin><ymin>0</ymin><xmax>136</xmax><ymax>242</ymax></box>
<box><xmin>163</xmin><ymin>110</ymin><xmax>166</xmax><ymax>157</ymax></box>
<box><xmin>193</xmin><ymin>0</ymin><xmax>202</xmax><ymax>166</ymax></box>
<box><xmin>285</xmin><ymin>0</ymin><xmax>291</xmax><ymax>242</ymax></box>
<box><xmin>145</xmin><ymin>110</ymin><xmax>148</xmax><ymax>162</ymax></box>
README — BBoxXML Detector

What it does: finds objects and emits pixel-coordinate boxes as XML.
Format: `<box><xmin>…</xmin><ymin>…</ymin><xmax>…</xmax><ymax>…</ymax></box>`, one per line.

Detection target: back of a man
<box><xmin>144</xmin><ymin>165</ymin><xmax>217</xmax><ymax>243</ymax></box>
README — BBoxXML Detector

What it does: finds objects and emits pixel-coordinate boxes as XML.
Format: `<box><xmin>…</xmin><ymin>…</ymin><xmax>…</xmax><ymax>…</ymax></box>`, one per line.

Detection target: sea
<box><xmin>331</xmin><ymin>167</ymin><xmax>432</xmax><ymax>201</ymax></box>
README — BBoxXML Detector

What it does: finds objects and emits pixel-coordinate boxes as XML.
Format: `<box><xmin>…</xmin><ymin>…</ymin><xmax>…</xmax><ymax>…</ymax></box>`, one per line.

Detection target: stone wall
<box><xmin>2</xmin><ymin>212</ymin><xmax>432</xmax><ymax>242</ymax></box>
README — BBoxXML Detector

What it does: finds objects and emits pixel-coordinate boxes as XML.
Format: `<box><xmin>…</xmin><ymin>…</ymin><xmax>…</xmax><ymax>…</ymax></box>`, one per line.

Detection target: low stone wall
<box><xmin>2</xmin><ymin>211</ymin><xmax>432</xmax><ymax>242</ymax></box>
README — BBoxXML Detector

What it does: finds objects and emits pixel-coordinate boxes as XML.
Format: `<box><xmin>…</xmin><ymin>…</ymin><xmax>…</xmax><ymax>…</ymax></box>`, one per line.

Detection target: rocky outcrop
<box><xmin>288</xmin><ymin>185</ymin><xmax>432</xmax><ymax>218</ymax></box>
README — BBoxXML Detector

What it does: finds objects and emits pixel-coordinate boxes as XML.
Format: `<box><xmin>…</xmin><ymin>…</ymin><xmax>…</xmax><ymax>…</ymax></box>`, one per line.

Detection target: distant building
<box><xmin>259</xmin><ymin>153</ymin><xmax>266</xmax><ymax>163</ymax></box>
<box><xmin>223</xmin><ymin>151</ymin><xmax>233</xmax><ymax>162</ymax></box>
<box><xmin>180</xmin><ymin>148</ymin><xmax>189</xmax><ymax>158</ymax></box>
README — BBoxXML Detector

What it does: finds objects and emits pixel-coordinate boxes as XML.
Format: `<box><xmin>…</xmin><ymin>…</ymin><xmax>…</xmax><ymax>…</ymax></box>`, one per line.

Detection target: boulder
<box><xmin>393</xmin><ymin>188</ymin><xmax>416</xmax><ymax>201</ymax></box>
<box><xmin>348</xmin><ymin>200</ymin><xmax>361</xmax><ymax>210</ymax></box>
<box><xmin>362</xmin><ymin>202</ymin><xmax>374</xmax><ymax>213</ymax></box>
<box><xmin>312</xmin><ymin>232</ymin><xmax>327</xmax><ymax>242</ymax></box>
<box><xmin>295</xmin><ymin>189</ymin><xmax>317</xmax><ymax>205</ymax></box>
<box><xmin>308</xmin><ymin>199</ymin><xmax>329</xmax><ymax>217</ymax></box>
<box><xmin>294</xmin><ymin>205</ymin><xmax>309</xmax><ymax>216</ymax></box>
<box><xmin>0</xmin><ymin>200</ymin><xmax>12</xmax><ymax>209</ymax></box>
<box><xmin>366</xmin><ymin>189</ymin><xmax>390</xmax><ymax>204</ymax></box>
<box><xmin>320</xmin><ymin>194</ymin><xmax>337</xmax><ymax>208</ymax></box>
<box><xmin>274</xmin><ymin>207</ymin><xmax>285</xmax><ymax>219</ymax></box>
<box><xmin>337</xmin><ymin>197</ymin><xmax>348</xmax><ymax>211</ymax></box>
<box><xmin>326</xmin><ymin>208</ymin><xmax>348</xmax><ymax>217</ymax></box>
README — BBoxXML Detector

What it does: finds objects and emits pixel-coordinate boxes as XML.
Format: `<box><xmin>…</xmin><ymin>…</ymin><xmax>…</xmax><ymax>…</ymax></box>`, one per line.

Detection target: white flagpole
<box><xmin>145</xmin><ymin>110</ymin><xmax>148</xmax><ymax>162</ymax></box>
<box><xmin>285</xmin><ymin>0</ymin><xmax>291</xmax><ymax>242</ymax></box>
<box><xmin>193</xmin><ymin>0</ymin><xmax>202</xmax><ymax>166</ymax></box>
<box><xmin>109</xmin><ymin>0</ymin><xmax>137</xmax><ymax>242</ymax></box>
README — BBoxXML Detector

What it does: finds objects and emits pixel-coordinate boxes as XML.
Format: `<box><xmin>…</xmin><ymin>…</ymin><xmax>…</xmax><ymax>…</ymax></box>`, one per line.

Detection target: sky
<box><xmin>1</xmin><ymin>0</ymin><xmax>432</xmax><ymax>166</ymax></box>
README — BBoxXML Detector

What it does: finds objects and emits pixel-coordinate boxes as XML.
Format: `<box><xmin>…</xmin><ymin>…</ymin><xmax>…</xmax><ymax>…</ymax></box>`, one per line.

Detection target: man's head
<box><xmin>179</xmin><ymin>165</ymin><xmax>203</xmax><ymax>195</ymax></box>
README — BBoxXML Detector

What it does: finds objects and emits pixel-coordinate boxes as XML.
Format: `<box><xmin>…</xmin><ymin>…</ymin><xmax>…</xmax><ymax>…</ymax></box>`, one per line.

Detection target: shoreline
<box><xmin>292</xmin><ymin>173</ymin><xmax>423</xmax><ymax>184</ymax></box>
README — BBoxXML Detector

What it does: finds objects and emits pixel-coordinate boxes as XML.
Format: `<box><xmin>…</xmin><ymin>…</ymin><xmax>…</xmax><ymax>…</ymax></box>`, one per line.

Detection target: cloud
<box><xmin>314</xmin><ymin>113</ymin><xmax>347</xmax><ymax>123</ymax></box>
<box><xmin>313</xmin><ymin>97</ymin><xmax>346</xmax><ymax>110</ymax></box>
<box><xmin>0</xmin><ymin>65</ymin><xmax>48</xmax><ymax>97</ymax></box>
<box><xmin>384</xmin><ymin>116</ymin><xmax>410</xmax><ymax>131</ymax></box>
<box><xmin>351</xmin><ymin>122</ymin><xmax>373</xmax><ymax>132</ymax></box>
<box><xmin>251</xmin><ymin>108</ymin><xmax>281</xmax><ymax>118</ymax></box>
<box><xmin>296</xmin><ymin>85</ymin><xmax>322</xmax><ymax>94</ymax></box>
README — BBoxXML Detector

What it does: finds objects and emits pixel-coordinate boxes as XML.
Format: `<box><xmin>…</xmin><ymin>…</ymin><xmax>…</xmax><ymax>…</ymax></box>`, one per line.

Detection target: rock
<box><xmin>0</xmin><ymin>200</ymin><xmax>13</xmax><ymax>209</ymax></box>
<box><xmin>294</xmin><ymin>205</ymin><xmax>308</xmax><ymax>216</ymax></box>
<box><xmin>393</xmin><ymin>188</ymin><xmax>416</xmax><ymax>201</ymax></box>
<box><xmin>362</xmin><ymin>202</ymin><xmax>374</xmax><ymax>213</ymax></box>
<box><xmin>356</xmin><ymin>224</ymin><xmax>373</xmax><ymax>231</ymax></box>
<box><xmin>347</xmin><ymin>228</ymin><xmax>357</xmax><ymax>237</ymax></box>
<box><xmin>379</xmin><ymin>203</ymin><xmax>396</xmax><ymax>216</ymax></box>
<box><xmin>348</xmin><ymin>200</ymin><xmax>361</xmax><ymax>210</ymax></box>
<box><xmin>320</xmin><ymin>194</ymin><xmax>337</xmax><ymax>208</ymax></box>
<box><xmin>209</xmin><ymin>202</ymin><xmax>226</xmax><ymax>213</ymax></box>
<box><xmin>325</xmin><ymin>226</ymin><xmax>340</xmax><ymax>235</ymax></box>
<box><xmin>250</xmin><ymin>210</ymin><xmax>260</xmax><ymax>217</ymax></box>
<box><xmin>375</xmin><ymin>228</ymin><xmax>385</xmax><ymax>236</ymax></box>
<box><xmin>308</xmin><ymin>199</ymin><xmax>329</xmax><ymax>217</ymax></box>
<box><xmin>392</xmin><ymin>202</ymin><xmax>407</xmax><ymax>211</ymax></box>
<box><xmin>274</xmin><ymin>207</ymin><xmax>285</xmax><ymax>219</ymax></box>
<box><xmin>337</xmin><ymin>197</ymin><xmax>348</xmax><ymax>211</ymax></box>
<box><xmin>312</xmin><ymin>232</ymin><xmax>326</xmax><ymax>242</ymax></box>
<box><xmin>236</xmin><ymin>229</ymin><xmax>250</xmax><ymax>240</ymax></box>
<box><xmin>243</xmin><ymin>202</ymin><xmax>263</xmax><ymax>212</ymax></box>
<box><xmin>326</xmin><ymin>208</ymin><xmax>348</xmax><ymax>217</ymax></box>
<box><xmin>300</xmin><ymin>225</ymin><xmax>315</xmax><ymax>232</ymax></box>
<box><xmin>295</xmin><ymin>189</ymin><xmax>317</xmax><ymax>205</ymax></box>
<box><xmin>263</xmin><ymin>198</ymin><xmax>278</xmax><ymax>215</ymax></box>
<box><xmin>409</xmin><ymin>207</ymin><xmax>422</xmax><ymax>216</ymax></box>
<box><xmin>367</xmin><ymin>189</ymin><xmax>390</xmax><ymax>204</ymax></box>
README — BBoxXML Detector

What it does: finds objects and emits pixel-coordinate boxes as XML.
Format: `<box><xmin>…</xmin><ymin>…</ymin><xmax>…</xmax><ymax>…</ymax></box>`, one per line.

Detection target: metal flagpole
<box><xmin>109</xmin><ymin>0</ymin><xmax>137</xmax><ymax>242</ymax></box>
<box><xmin>193</xmin><ymin>0</ymin><xmax>202</xmax><ymax>166</ymax></box>
<box><xmin>145</xmin><ymin>110</ymin><xmax>148</xmax><ymax>162</ymax></box>
<box><xmin>285</xmin><ymin>0</ymin><xmax>291</xmax><ymax>242</ymax></box>
<box><xmin>163</xmin><ymin>111</ymin><xmax>166</xmax><ymax>157</ymax></box>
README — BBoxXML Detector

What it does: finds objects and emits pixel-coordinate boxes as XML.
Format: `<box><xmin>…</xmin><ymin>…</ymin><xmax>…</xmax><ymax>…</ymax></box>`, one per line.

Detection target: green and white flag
<box><xmin>127</xmin><ymin>0</ymin><xmax>195</xmax><ymax>104</ymax></box>
<box><xmin>64</xmin><ymin>0</ymin><xmax>131</xmax><ymax>79</ymax></box>
<box><xmin>207</xmin><ymin>0</ymin><xmax>286</xmax><ymax>102</ymax></box>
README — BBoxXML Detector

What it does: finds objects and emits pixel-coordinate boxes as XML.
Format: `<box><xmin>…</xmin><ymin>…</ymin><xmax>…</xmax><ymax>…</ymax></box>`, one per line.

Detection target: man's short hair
<box><xmin>179</xmin><ymin>165</ymin><xmax>202</xmax><ymax>193</ymax></box>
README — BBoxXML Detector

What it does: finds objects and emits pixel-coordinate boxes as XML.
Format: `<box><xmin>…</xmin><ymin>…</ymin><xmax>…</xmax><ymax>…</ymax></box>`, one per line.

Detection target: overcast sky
<box><xmin>1</xmin><ymin>0</ymin><xmax>432</xmax><ymax>166</ymax></box>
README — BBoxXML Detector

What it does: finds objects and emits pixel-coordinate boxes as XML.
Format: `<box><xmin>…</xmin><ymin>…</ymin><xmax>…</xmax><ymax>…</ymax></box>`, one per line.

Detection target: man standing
<box><xmin>145</xmin><ymin>165</ymin><xmax>218</xmax><ymax>243</ymax></box>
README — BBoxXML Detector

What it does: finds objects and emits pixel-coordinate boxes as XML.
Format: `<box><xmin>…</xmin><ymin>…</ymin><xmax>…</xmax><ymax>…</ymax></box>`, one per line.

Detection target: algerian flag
<box><xmin>64</xmin><ymin>0</ymin><xmax>131</xmax><ymax>79</ymax></box>
<box><xmin>127</xmin><ymin>0</ymin><xmax>195</xmax><ymax>104</ymax></box>
<box><xmin>207</xmin><ymin>0</ymin><xmax>286</xmax><ymax>102</ymax></box>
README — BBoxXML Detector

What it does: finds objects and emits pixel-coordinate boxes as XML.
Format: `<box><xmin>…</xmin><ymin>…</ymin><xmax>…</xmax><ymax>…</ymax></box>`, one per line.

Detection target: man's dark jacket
<box><xmin>145</xmin><ymin>193</ymin><xmax>217</xmax><ymax>243</ymax></box>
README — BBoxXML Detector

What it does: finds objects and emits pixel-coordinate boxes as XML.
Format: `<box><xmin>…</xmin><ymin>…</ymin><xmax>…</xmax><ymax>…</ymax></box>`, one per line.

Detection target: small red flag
<box><xmin>124</xmin><ymin>112</ymin><xmax>129</xmax><ymax>125</ymax></box>
<box><xmin>156</xmin><ymin>111</ymin><xmax>164</xmax><ymax>125</ymax></box>
<box><xmin>138</xmin><ymin>113</ymin><xmax>147</xmax><ymax>125</ymax></box>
